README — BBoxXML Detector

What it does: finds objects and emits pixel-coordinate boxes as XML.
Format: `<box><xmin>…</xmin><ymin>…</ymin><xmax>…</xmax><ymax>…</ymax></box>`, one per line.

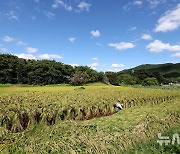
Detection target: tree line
<box><xmin>0</xmin><ymin>54</ymin><xmax>165</xmax><ymax>86</ymax></box>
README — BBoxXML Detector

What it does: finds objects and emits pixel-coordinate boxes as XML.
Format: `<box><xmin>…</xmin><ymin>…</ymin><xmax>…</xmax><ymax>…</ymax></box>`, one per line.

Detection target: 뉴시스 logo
<box><xmin>157</xmin><ymin>133</ymin><xmax>180</xmax><ymax>146</ymax></box>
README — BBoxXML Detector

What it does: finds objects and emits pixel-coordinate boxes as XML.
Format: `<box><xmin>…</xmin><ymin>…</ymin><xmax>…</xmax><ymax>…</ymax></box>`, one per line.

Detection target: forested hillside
<box><xmin>0</xmin><ymin>54</ymin><xmax>179</xmax><ymax>85</ymax></box>
<box><xmin>120</xmin><ymin>63</ymin><xmax>180</xmax><ymax>80</ymax></box>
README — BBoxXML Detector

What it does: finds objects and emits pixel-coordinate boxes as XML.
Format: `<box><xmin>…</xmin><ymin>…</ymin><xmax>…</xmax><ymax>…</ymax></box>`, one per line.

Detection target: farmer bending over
<box><xmin>114</xmin><ymin>103</ymin><xmax>123</xmax><ymax>112</ymax></box>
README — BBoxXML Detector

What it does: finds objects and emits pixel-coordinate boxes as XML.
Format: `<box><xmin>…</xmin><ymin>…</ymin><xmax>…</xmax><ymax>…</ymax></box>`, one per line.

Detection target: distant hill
<box><xmin>120</xmin><ymin>63</ymin><xmax>180</xmax><ymax>79</ymax></box>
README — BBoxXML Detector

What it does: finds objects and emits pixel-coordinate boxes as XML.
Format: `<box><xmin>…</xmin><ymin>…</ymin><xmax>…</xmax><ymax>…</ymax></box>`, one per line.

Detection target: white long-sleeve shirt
<box><xmin>116</xmin><ymin>103</ymin><xmax>123</xmax><ymax>110</ymax></box>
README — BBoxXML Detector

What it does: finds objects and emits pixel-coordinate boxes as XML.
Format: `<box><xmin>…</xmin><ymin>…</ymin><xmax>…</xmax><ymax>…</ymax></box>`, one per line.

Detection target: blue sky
<box><xmin>0</xmin><ymin>0</ymin><xmax>180</xmax><ymax>72</ymax></box>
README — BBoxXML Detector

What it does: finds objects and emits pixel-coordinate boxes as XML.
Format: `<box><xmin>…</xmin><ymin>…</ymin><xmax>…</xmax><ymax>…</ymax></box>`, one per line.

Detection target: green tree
<box><xmin>142</xmin><ymin>77</ymin><xmax>159</xmax><ymax>86</ymax></box>
<box><xmin>105</xmin><ymin>72</ymin><xmax>120</xmax><ymax>85</ymax></box>
<box><xmin>119</xmin><ymin>74</ymin><xmax>137</xmax><ymax>85</ymax></box>
<box><xmin>70</xmin><ymin>71</ymin><xmax>89</xmax><ymax>86</ymax></box>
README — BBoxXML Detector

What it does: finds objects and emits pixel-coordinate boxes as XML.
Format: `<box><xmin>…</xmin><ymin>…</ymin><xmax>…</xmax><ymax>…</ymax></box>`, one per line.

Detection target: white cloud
<box><xmin>147</xmin><ymin>0</ymin><xmax>161</xmax><ymax>8</ymax></box>
<box><xmin>124</xmin><ymin>0</ymin><xmax>163</xmax><ymax>12</ymax></box>
<box><xmin>78</xmin><ymin>2</ymin><xmax>91</xmax><ymax>11</ymax></box>
<box><xmin>34</xmin><ymin>0</ymin><xmax>40</xmax><ymax>3</ymax></box>
<box><xmin>89</xmin><ymin>62</ymin><xmax>99</xmax><ymax>70</ymax></box>
<box><xmin>171</xmin><ymin>52</ymin><xmax>180</xmax><ymax>58</ymax></box>
<box><xmin>107</xmin><ymin>70</ymin><xmax>114</xmax><ymax>72</ymax></box>
<box><xmin>38</xmin><ymin>54</ymin><xmax>63</xmax><ymax>59</ymax></box>
<box><xmin>52</xmin><ymin>0</ymin><xmax>62</xmax><ymax>8</ymax></box>
<box><xmin>146</xmin><ymin>40</ymin><xmax>180</xmax><ymax>53</ymax></box>
<box><xmin>112</xmin><ymin>64</ymin><xmax>124</xmax><ymax>68</ymax></box>
<box><xmin>17</xmin><ymin>41</ymin><xmax>27</xmax><ymax>46</ymax></box>
<box><xmin>52</xmin><ymin>0</ymin><xmax>72</xmax><ymax>11</ymax></box>
<box><xmin>25</xmin><ymin>47</ymin><xmax>39</xmax><ymax>53</ymax></box>
<box><xmin>0</xmin><ymin>45</ymin><xmax>9</xmax><ymax>53</ymax></box>
<box><xmin>141</xmin><ymin>34</ymin><xmax>153</xmax><ymax>40</ymax></box>
<box><xmin>90</xmin><ymin>30</ymin><xmax>101</xmax><ymax>38</ymax></box>
<box><xmin>15</xmin><ymin>53</ymin><xmax>36</xmax><ymax>60</ymax></box>
<box><xmin>111</xmin><ymin>64</ymin><xmax>125</xmax><ymax>72</ymax></box>
<box><xmin>109</xmin><ymin>42</ymin><xmax>135</xmax><ymax>51</ymax></box>
<box><xmin>147</xmin><ymin>0</ymin><xmax>167</xmax><ymax>8</ymax></box>
<box><xmin>123</xmin><ymin>1</ymin><xmax>142</xmax><ymax>11</ymax></box>
<box><xmin>130</xmin><ymin>26</ymin><xmax>137</xmax><ymax>31</ymax></box>
<box><xmin>45</xmin><ymin>11</ymin><xmax>55</xmax><ymax>18</ymax></box>
<box><xmin>155</xmin><ymin>3</ymin><xmax>180</xmax><ymax>32</ymax></box>
<box><xmin>2</xmin><ymin>35</ymin><xmax>27</xmax><ymax>46</ymax></box>
<box><xmin>134</xmin><ymin>1</ymin><xmax>143</xmax><ymax>5</ymax></box>
<box><xmin>2</xmin><ymin>35</ymin><xmax>16</xmax><ymax>42</ymax></box>
<box><xmin>70</xmin><ymin>64</ymin><xmax>79</xmax><ymax>67</ymax></box>
<box><xmin>68</xmin><ymin>37</ymin><xmax>76</xmax><ymax>43</ymax></box>
<box><xmin>92</xmin><ymin>57</ymin><xmax>98</xmax><ymax>61</ymax></box>
<box><xmin>6</xmin><ymin>11</ymin><xmax>19</xmax><ymax>21</ymax></box>
<box><xmin>123</xmin><ymin>2</ymin><xmax>131</xmax><ymax>11</ymax></box>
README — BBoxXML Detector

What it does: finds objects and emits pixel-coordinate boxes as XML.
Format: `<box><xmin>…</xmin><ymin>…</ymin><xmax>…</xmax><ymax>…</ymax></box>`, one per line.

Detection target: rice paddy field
<box><xmin>0</xmin><ymin>85</ymin><xmax>180</xmax><ymax>153</ymax></box>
